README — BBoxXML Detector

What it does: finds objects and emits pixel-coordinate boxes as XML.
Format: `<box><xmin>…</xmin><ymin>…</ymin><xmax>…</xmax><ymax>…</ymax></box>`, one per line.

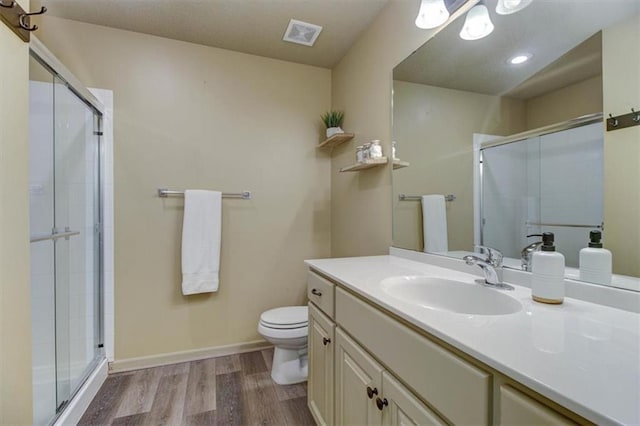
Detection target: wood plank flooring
<box><xmin>79</xmin><ymin>348</ymin><xmax>315</xmax><ymax>426</ymax></box>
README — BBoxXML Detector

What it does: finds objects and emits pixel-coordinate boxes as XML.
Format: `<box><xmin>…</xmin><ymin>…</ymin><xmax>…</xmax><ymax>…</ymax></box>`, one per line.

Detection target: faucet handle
<box><xmin>476</xmin><ymin>245</ymin><xmax>503</xmax><ymax>267</ymax></box>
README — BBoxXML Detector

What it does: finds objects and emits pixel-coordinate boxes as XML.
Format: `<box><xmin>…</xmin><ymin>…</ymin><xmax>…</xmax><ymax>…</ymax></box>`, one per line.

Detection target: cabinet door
<box><xmin>381</xmin><ymin>372</ymin><xmax>446</xmax><ymax>426</ymax></box>
<box><xmin>308</xmin><ymin>303</ymin><xmax>336</xmax><ymax>426</ymax></box>
<box><xmin>335</xmin><ymin>328</ymin><xmax>384</xmax><ymax>426</ymax></box>
<box><xmin>499</xmin><ymin>385</ymin><xmax>576</xmax><ymax>425</ymax></box>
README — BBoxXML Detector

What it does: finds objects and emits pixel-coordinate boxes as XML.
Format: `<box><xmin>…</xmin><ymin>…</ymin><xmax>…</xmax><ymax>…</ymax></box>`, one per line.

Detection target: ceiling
<box><xmin>393</xmin><ymin>0</ymin><xmax>640</xmax><ymax>99</ymax></box>
<box><xmin>34</xmin><ymin>0</ymin><xmax>390</xmax><ymax>68</ymax></box>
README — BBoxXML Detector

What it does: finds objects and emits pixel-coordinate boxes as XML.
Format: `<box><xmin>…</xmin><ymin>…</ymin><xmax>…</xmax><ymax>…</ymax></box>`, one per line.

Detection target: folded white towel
<box><xmin>421</xmin><ymin>194</ymin><xmax>448</xmax><ymax>253</ymax></box>
<box><xmin>181</xmin><ymin>190</ymin><xmax>221</xmax><ymax>295</ymax></box>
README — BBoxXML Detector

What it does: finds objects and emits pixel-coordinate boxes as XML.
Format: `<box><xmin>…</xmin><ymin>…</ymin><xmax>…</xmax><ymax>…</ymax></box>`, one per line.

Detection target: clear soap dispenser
<box><xmin>579</xmin><ymin>230</ymin><xmax>612</xmax><ymax>285</ymax></box>
<box><xmin>531</xmin><ymin>232</ymin><xmax>565</xmax><ymax>304</ymax></box>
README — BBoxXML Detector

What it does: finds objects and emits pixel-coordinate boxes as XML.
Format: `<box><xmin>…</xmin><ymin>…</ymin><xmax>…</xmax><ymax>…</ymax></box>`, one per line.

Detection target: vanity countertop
<box><xmin>305</xmin><ymin>255</ymin><xmax>640</xmax><ymax>426</ymax></box>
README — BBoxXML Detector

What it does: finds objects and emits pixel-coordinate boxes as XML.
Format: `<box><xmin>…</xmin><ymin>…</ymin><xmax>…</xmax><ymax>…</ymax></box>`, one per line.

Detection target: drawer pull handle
<box><xmin>311</xmin><ymin>288</ymin><xmax>322</xmax><ymax>297</ymax></box>
<box><xmin>366</xmin><ymin>386</ymin><xmax>378</xmax><ymax>399</ymax></box>
<box><xmin>322</xmin><ymin>337</ymin><xmax>331</xmax><ymax>346</ymax></box>
<box><xmin>376</xmin><ymin>397</ymin><xmax>388</xmax><ymax>411</ymax></box>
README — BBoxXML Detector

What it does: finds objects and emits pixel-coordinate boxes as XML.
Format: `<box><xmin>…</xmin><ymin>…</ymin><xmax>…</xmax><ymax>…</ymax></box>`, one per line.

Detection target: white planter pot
<box><xmin>326</xmin><ymin>127</ymin><xmax>344</xmax><ymax>138</ymax></box>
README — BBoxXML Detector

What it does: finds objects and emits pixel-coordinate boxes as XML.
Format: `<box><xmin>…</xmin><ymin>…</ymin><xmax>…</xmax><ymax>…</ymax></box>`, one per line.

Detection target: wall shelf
<box><xmin>318</xmin><ymin>132</ymin><xmax>355</xmax><ymax>149</ymax></box>
<box><xmin>392</xmin><ymin>159</ymin><xmax>410</xmax><ymax>169</ymax></box>
<box><xmin>340</xmin><ymin>157</ymin><xmax>388</xmax><ymax>172</ymax></box>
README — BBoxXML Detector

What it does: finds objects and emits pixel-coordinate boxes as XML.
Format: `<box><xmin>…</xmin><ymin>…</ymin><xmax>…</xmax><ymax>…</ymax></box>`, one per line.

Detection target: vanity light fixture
<box><xmin>459</xmin><ymin>2</ymin><xmax>494</xmax><ymax>40</ymax></box>
<box><xmin>509</xmin><ymin>53</ymin><xmax>532</xmax><ymax>64</ymax></box>
<box><xmin>496</xmin><ymin>0</ymin><xmax>533</xmax><ymax>15</ymax></box>
<box><xmin>415</xmin><ymin>0</ymin><xmax>450</xmax><ymax>29</ymax></box>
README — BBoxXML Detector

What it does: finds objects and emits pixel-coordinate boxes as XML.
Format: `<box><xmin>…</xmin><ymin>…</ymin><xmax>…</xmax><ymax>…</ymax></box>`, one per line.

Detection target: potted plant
<box><xmin>321</xmin><ymin>110</ymin><xmax>345</xmax><ymax>138</ymax></box>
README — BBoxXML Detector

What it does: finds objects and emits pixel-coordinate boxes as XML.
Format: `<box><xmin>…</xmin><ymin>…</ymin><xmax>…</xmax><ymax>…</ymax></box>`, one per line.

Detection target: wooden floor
<box><xmin>79</xmin><ymin>348</ymin><xmax>315</xmax><ymax>426</ymax></box>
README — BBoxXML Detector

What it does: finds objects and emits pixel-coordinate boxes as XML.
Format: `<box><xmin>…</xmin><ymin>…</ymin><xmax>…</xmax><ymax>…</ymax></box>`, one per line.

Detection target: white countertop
<box><xmin>305</xmin><ymin>255</ymin><xmax>640</xmax><ymax>425</ymax></box>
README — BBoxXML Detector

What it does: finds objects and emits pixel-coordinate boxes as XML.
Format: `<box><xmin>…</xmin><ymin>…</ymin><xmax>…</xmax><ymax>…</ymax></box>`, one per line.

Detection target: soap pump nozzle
<box><xmin>588</xmin><ymin>230</ymin><xmax>603</xmax><ymax>248</ymax></box>
<box><xmin>540</xmin><ymin>232</ymin><xmax>556</xmax><ymax>252</ymax></box>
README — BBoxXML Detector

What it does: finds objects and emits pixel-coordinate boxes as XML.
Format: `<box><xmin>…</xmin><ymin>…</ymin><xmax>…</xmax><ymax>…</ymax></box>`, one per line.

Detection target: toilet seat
<box><xmin>259</xmin><ymin>306</ymin><xmax>308</xmax><ymax>329</ymax></box>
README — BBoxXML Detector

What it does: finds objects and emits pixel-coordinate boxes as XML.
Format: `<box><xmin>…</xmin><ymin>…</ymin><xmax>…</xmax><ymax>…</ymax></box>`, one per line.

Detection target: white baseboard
<box><xmin>109</xmin><ymin>340</ymin><xmax>272</xmax><ymax>373</ymax></box>
<box><xmin>55</xmin><ymin>358</ymin><xmax>108</xmax><ymax>426</ymax></box>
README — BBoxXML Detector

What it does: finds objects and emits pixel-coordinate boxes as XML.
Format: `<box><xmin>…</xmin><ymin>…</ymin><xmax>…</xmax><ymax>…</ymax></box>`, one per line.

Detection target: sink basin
<box><xmin>380</xmin><ymin>276</ymin><xmax>522</xmax><ymax>315</ymax></box>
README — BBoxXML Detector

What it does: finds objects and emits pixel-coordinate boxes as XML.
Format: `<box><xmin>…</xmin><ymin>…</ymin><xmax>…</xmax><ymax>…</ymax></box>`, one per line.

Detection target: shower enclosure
<box><xmin>29</xmin><ymin>49</ymin><xmax>104</xmax><ymax>425</ymax></box>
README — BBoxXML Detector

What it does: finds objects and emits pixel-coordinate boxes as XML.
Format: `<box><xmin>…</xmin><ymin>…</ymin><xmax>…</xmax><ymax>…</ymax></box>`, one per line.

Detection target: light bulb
<box><xmin>415</xmin><ymin>0</ymin><xmax>450</xmax><ymax>30</ymax></box>
<box><xmin>496</xmin><ymin>0</ymin><xmax>533</xmax><ymax>15</ymax></box>
<box><xmin>459</xmin><ymin>4</ymin><xmax>494</xmax><ymax>41</ymax></box>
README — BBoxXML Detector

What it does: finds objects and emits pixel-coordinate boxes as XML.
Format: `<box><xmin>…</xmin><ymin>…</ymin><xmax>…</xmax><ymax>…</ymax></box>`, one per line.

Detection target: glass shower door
<box><xmin>29</xmin><ymin>55</ymin><xmax>103</xmax><ymax>425</ymax></box>
<box><xmin>53</xmin><ymin>75</ymin><xmax>102</xmax><ymax>410</ymax></box>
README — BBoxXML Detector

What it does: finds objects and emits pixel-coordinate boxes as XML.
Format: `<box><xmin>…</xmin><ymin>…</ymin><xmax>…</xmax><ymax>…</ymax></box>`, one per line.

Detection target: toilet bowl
<box><xmin>258</xmin><ymin>306</ymin><xmax>308</xmax><ymax>385</ymax></box>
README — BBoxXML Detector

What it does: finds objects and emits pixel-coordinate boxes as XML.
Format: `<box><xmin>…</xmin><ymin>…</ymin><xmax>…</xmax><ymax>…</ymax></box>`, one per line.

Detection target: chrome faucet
<box><xmin>521</xmin><ymin>234</ymin><xmax>543</xmax><ymax>272</ymax></box>
<box><xmin>463</xmin><ymin>246</ymin><xmax>514</xmax><ymax>290</ymax></box>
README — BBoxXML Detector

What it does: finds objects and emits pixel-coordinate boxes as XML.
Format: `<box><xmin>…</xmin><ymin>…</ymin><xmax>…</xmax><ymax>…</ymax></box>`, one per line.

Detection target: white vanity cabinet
<box><xmin>335</xmin><ymin>327</ymin><xmax>445</xmax><ymax>425</ymax></box>
<box><xmin>307</xmin><ymin>268</ymin><xmax>592</xmax><ymax>425</ymax></box>
<box><xmin>335</xmin><ymin>286</ymin><xmax>490</xmax><ymax>425</ymax></box>
<box><xmin>307</xmin><ymin>272</ymin><xmax>336</xmax><ymax>426</ymax></box>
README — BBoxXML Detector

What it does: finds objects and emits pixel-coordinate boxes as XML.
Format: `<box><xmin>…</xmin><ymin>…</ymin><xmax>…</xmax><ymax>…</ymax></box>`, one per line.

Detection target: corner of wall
<box><xmin>328</xmin><ymin>0</ymin><xmax>477</xmax><ymax>257</ymax></box>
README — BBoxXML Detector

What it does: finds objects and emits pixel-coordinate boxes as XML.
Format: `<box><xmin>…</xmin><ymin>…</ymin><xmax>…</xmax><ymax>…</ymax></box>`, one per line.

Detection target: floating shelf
<box><xmin>392</xmin><ymin>159</ymin><xmax>410</xmax><ymax>169</ymax></box>
<box><xmin>317</xmin><ymin>132</ymin><xmax>355</xmax><ymax>149</ymax></box>
<box><xmin>340</xmin><ymin>157</ymin><xmax>388</xmax><ymax>172</ymax></box>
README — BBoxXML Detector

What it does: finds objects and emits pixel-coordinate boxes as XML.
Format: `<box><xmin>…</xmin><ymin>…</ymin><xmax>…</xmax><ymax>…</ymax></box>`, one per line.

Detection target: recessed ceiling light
<box><xmin>283</xmin><ymin>19</ymin><xmax>323</xmax><ymax>47</ymax></box>
<box><xmin>509</xmin><ymin>54</ymin><xmax>532</xmax><ymax>64</ymax></box>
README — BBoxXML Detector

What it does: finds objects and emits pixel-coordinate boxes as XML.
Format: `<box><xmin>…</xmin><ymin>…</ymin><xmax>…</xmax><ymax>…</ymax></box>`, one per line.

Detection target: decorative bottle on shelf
<box><xmin>531</xmin><ymin>232</ymin><xmax>565</xmax><ymax>304</ymax></box>
<box><xmin>370</xmin><ymin>140</ymin><xmax>383</xmax><ymax>159</ymax></box>
<box><xmin>362</xmin><ymin>143</ymin><xmax>371</xmax><ymax>161</ymax></box>
<box><xmin>579</xmin><ymin>230</ymin><xmax>612</xmax><ymax>285</ymax></box>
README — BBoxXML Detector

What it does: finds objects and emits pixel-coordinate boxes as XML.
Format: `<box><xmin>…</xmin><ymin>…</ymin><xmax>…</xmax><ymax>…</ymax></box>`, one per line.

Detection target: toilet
<box><xmin>258</xmin><ymin>306</ymin><xmax>308</xmax><ymax>385</ymax></box>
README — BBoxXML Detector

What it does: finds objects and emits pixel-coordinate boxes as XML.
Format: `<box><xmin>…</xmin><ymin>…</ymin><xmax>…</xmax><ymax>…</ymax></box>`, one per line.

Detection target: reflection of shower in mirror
<box><xmin>475</xmin><ymin>118</ymin><xmax>603</xmax><ymax>270</ymax></box>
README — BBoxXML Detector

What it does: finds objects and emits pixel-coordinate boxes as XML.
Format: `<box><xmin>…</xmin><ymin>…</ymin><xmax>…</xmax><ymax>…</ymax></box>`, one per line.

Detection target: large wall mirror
<box><xmin>392</xmin><ymin>0</ymin><xmax>639</xmax><ymax>292</ymax></box>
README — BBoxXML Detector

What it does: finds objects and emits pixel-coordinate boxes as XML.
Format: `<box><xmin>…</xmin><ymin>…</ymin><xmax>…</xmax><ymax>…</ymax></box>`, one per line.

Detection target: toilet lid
<box><xmin>260</xmin><ymin>306</ymin><xmax>308</xmax><ymax>329</ymax></box>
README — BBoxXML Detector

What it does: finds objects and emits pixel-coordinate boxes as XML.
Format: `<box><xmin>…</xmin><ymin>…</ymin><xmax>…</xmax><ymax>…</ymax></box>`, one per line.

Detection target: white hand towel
<box><xmin>181</xmin><ymin>190</ymin><xmax>221</xmax><ymax>295</ymax></box>
<box><xmin>421</xmin><ymin>194</ymin><xmax>448</xmax><ymax>253</ymax></box>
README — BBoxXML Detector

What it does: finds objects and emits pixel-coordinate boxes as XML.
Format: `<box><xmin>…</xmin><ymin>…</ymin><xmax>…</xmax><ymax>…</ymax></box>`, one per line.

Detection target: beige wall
<box><xmin>38</xmin><ymin>16</ymin><xmax>332</xmax><ymax>360</ymax></box>
<box><xmin>602</xmin><ymin>14</ymin><xmax>640</xmax><ymax>277</ymax></box>
<box><xmin>330</xmin><ymin>0</ymin><xmax>477</xmax><ymax>257</ymax></box>
<box><xmin>0</xmin><ymin>0</ymin><xmax>33</xmax><ymax>423</ymax></box>
<box><xmin>392</xmin><ymin>81</ymin><xmax>526</xmax><ymax>251</ymax></box>
<box><xmin>525</xmin><ymin>75</ymin><xmax>603</xmax><ymax>129</ymax></box>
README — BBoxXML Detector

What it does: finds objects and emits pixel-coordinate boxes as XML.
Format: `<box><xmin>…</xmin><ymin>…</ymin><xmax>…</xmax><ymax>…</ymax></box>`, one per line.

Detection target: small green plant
<box><xmin>321</xmin><ymin>110</ymin><xmax>344</xmax><ymax>128</ymax></box>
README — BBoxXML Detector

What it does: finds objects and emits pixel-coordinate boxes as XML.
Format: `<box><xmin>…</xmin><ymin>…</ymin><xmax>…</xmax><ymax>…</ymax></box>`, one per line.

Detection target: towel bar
<box><xmin>399</xmin><ymin>194</ymin><xmax>456</xmax><ymax>202</ymax></box>
<box><xmin>157</xmin><ymin>188</ymin><xmax>251</xmax><ymax>199</ymax></box>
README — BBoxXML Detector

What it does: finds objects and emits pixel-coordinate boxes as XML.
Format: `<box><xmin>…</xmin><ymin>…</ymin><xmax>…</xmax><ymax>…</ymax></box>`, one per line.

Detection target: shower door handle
<box><xmin>30</xmin><ymin>230</ymin><xmax>81</xmax><ymax>243</ymax></box>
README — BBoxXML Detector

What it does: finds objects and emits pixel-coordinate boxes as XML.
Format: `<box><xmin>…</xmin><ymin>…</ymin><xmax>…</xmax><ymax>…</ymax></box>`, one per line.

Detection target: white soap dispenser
<box><xmin>531</xmin><ymin>232</ymin><xmax>565</xmax><ymax>304</ymax></box>
<box><xmin>579</xmin><ymin>230</ymin><xmax>612</xmax><ymax>285</ymax></box>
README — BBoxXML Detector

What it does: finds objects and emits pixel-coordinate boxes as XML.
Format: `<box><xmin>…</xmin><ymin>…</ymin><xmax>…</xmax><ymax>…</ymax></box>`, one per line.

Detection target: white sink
<box><xmin>380</xmin><ymin>276</ymin><xmax>522</xmax><ymax>315</ymax></box>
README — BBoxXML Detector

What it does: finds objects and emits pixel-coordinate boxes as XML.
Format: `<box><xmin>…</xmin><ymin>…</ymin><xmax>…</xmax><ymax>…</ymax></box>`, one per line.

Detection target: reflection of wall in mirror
<box><xmin>603</xmin><ymin>14</ymin><xmax>640</xmax><ymax>277</ymax></box>
<box><xmin>392</xmin><ymin>81</ymin><xmax>526</xmax><ymax>252</ymax></box>
<box><xmin>392</xmin><ymin>77</ymin><xmax>602</xmax><ymax>253</ymax></box>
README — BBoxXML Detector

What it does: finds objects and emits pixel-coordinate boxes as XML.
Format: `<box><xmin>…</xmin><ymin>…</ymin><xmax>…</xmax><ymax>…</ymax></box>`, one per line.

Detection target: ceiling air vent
<box><xmin>283</xmin><ymin>19</ymin><xmax>323</xmax><ymax>47</ymax></box>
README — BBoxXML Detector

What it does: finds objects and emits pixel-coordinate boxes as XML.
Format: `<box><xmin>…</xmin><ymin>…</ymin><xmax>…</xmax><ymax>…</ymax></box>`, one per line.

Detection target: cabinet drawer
<box><xmin>336</xmin><ymin>287</ymin><xmax>491</xmax><ymax>425</ymax></box>
<box><xmin>308</xmin><ymin>271</ymin><xmax>335</xmax><ymax>318</ymax></box>
<box><xmin>499</xmin><ymin>385</ymin><xmax>575</xmax><ymax>425</ymax></box>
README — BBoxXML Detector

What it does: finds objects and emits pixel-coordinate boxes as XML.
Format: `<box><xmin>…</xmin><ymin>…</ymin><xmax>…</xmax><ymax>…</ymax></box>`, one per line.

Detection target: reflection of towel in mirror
<box><xmin>182</xmin><ymin>190</ymin><xmax>221</xmax><ymax>295</ymax></box>
<box><xmin>422</xmin><ymin>195</ymin><xmax>448</xmax><ymax>253</ymax></box>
